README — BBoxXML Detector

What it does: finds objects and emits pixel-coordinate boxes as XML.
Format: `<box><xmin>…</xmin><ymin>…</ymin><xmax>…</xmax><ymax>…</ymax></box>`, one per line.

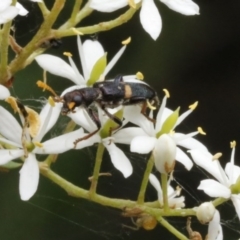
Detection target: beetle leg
<box><xmin>140</xmin><ymin>101</ymin><xmax>156</xmax><ymax>123</ymax></box>
<box><xmin>73</xmin><ymin>107</ymin><xmax>101</xmax><ymax>148</ymax></box>
<box><xmin>123</xmin><ymin>97</ymin><xmax>157</xmax><ymax>123</ymax></box>
<box><xmin>101</xmin><ymin>106</ymin><xmax>123</xmax><ymax>136</ymax></box>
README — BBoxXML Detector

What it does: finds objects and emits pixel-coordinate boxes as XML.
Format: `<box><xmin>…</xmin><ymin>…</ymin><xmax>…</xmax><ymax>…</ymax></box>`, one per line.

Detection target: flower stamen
<box><xmin>36</xmin><ymin>81</ymin><xmax>58</xmax><ymax>97</ymax></box>
<box><xmin>122</xmin><ymin>37</ymin><xmax>131</xmax><ymax>45</ymax></box>
<box><xmin>136</xmin><ymin>72</ymin><xmax>144</xmax><ymax>80</ymax></box>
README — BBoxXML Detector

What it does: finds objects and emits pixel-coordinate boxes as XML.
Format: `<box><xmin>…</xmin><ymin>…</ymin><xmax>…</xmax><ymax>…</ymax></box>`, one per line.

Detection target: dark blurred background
<box><xmin>1</xmin><ymin>0</ymin><xmax>240</xmax><ymax>239</ymax></box>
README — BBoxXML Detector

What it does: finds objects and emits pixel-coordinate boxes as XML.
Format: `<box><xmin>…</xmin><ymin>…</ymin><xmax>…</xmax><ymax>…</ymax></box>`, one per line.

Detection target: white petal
<box><xmin>198</xmin><ymin>179</ymin><xmax>231</xmax><ymax>198</ymax></box>
<box><xmin>160</xmin><ymin>0</ymin><xmax>200</xmax><ymax>15</ymax></box>
<box><xmin>0</xmin><ymin>84</ymin><xmax>10</xmax><ymax>99</ymax></box>
<box><xmin>82</xmin><ymin>40</ymin><xmax>105</xmax><ymax>80</ymax></box>
<box><xmin>124</xmin><ymin>105</ymin><xmax>154</xmax><ymax>135</ymax></box>
<box><xmin>0</xmin><ymin>6</ymin><xmax>19</xmax><ymax>24</ymax></box>
<box><xmin>67</xmin><ymin>55</ymin><xmax>85</xmax><ymax>84</ymax></box>
<box><xmin>19</xmin><ymin>154</ymin><xmax>39</xmax><ymax>201</ymax></box>
<box><xmin>103</xmin><ymin>141</ymin><xmax>132</xmax><ymax>178</ymax></box>
<box><xmin>149</xmin><ymin>173</ymin><xmax>162</xmax><ymax>195</ymax></box>
<box><xmin>175</xmin><ymin>147</ymin><xmax>193</xmax><ymax>170</ymax></box>
<box><xmin>168</xmin><ymin>196</ymin><xmax>185</xmax><ymax>208</ymax></box>
<box><xmin>174</xmin><ymin>133</ymin><xmax>208</xmax><ymax>152</ymax></box>
<box><xmin>36</xmin><ymin>102</ymin><xmax>61</xmax><ymax>141</ymax></box>
<box><xmin>30</xmin><ymin>0</ymin><xmax>43</xmax><ymax>2</ymax></box>
<box><xmin>104</xmin><ymin>45</ymin><xmax>126</xmax><ymax>77</ymax></box>
<box><xmin>89</xmin><ymin>0</ymin><xmax>128</xmax><ymax>12</ymax></box>
<box><xmin>15</xmin><ymin>3</ymin><xmax>28</xmax><ymax>16</ymax></box>
<box><xmin>140</xmin><ymin>0</ymin><xmax>162</xmax><ymax>40</ymax></box>
<box><xmin>35</xmin><ymin>54</ymin><xmax>79</xmax><ymax>84</ymax></box>
<box><xmin>0</xmin><ymin>137</ymin><xmax>22</xmax><ymax>148</ymax></box>
<box><xmin>231</xmin><ymin>195</ymin><xmax>240</xmax><ymax>221</ymax></box>
<box><xmin>0</xmin><ymin>0</ymin><xmax>11</xmax><ymax>12</ymax></box>
<box><xmin>131</xmin><ymin>136</ymin><xmax>156</xmax><ymax>154</ymax></box>
<box><xmin>154</xmin><ymin>134</ymin><xmax>176</xmax><ymax>173</ymax></box>
<box><xmin>225</xmin><ymin>163</ymin><xmax>240</xmax><ymax>185</ymax></box>
<box><xmin>189</xmin><ymin>149</ymin><xmax>224</xmax><ymax>183</ymax></box>
<box><xmin>68</xmin><ymin>108</ymin><xmax>97</xmax><ymax>133</ymax></box>
<box><xmin>114</xmin><ymin>127</ymin><xmax>148</xmax><ymax>144</ymax></box>
<box><xmin>0</xmin><ymin>106</ymin><xmax>22</xmax><ymax>145</ymax></box>
<box><xmin>155</xmin><ymin>95</ymin><xmax>168</xmax><ymax>131</ymax></box>
<box><xmin>208</xmin><ymin>210</ymin><xmax>223</xmax><ymax>240</ymax></box>
<box><xmin>0</xmin><ymin>149</ymin><xmax>24</xmax><ymax>165</ymax></box>
<box><xmin>67</xmin><ymin>129</ymin><xmax>100</xmax><ymax>150</ymax></box>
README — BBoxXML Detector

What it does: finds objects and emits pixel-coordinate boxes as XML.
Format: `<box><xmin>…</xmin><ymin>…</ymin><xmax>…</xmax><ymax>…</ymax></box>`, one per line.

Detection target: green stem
<box><xmin>137</xmin><ymin>154</ymin><xmax>154</xmax><ymax>204</ymax></box>
<box><xmin>59</xmin><ymin>1</ymin><xmax>92</xmax><ymax>30</ymax></box>
<box><xmin>0</xmin><ymin>21</ymin><xmax>12</xmax><ymax>84</ymax></box>
<box><xmin>68</xmin><ymin>0</ymin><xmax>83</xmax><ymax>27</ymax></box>
<box><xmin>89</xmin><ymin>143</ymin><xmax>105</xmax><ymax>199</ymax></box>
<box><xmin>161</xmin><ymin>173</ymin><xmax>169</xmax><ymax>212</ymax></box>
<box><xmin>212</xmin><ymin>197</ymin><xmax>228</xmax><ymax>207</ymax></box>
<box><xmin>38</xmin><ymin>1</ymin><xmax>50</xmax><ymax>18</ymax></box>
<box><xmin>9</xmin><ymin>0</ymin><xmax>66</xmax><ymax>75</ymax></box>
<box><xmin>55</xmin><ymin>4</ymin><xmax>139</xmax><ymax>38</ymax></box>
<box><xmin>40</xmin><ymin>167</ymin><xmax>196</xmax><ymax>218</ymax></box>
<box><xmin>157</xmin><ymin>216</ymin><xmax>188</xmax><ymax>240</ymax></box>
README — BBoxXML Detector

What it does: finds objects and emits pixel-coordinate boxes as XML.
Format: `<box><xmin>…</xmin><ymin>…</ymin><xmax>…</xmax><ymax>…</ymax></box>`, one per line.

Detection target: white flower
<box><xmin>90</xmin><ymin>0</ymin><xmax>199</xmax><ymax>40</ymax></box>
<box><xmin>189</xmin><ymin>141</ymin><xmax>240</xmax><ymax>220</ymax></box>
<box><xmin>35</xmin><ymin>36</ymin><xmax>127</xmax><ymax>87</ymax></box>
<box><xmin>0</xmin><ymin>0</ymin><xmax>42</xmax><ymax>24</ymax></box>
<box><xmin>35</xmin><ymin>36</ymin><xmax>135</xmax><ymax>143</ymax></box>
<box><xmin>0</xmin><ymin>101</ymin><xmax>73</xmax><ymax>201</ymax></box>
<box><xmin>149</xmin><ymin>173</ymin><xmax>185</xmax><ymax>208</ymax></box>
<box><xmin>129</xmin><ymin>91</ymin><xmax>207</xmax><ymax>173</ymax></box>
<box><xmin>65</xmin><ymin>107</ymin><xmax>146</xmax><ymax>178</ymax></box>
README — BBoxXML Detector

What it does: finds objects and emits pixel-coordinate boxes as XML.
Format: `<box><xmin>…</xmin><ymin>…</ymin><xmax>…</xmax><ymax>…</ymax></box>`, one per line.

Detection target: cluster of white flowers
<box><xmin>89</xmin><ymin>0</ymin><xmax>200</xmax><ymax>40</ymax></box>
<box><xmin>0</xmin><ymin>1</ymin><xmax>239</xmax><ymax>238</ymax></box>
<box><xmin>1</xmin><ymin>34</ymin><xmax>240</xmax><ymax>239</ymax></box>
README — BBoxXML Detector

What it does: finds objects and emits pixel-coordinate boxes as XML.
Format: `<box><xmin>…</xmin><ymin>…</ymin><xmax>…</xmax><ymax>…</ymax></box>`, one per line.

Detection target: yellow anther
<box><xmin>34</xmin><ymin>142</ymin><xmax>43</xmax><ymax>148</ymax></box>
<box><xmin>197</xmin><ymin>127</ymin><xmax>206</xmax><ymax>135</ymax></box>
<box><xmin>230</xmin><ymin>141</ymin><xmax>236</xmax><ymax>148</ymax></box>
<box><xmin>36</xmin><ymin>81</ymin><xmax>58</xmax><ymax>97</ymax></box>
<box><xmin>136</xmin><ymin>72</ymin><xmax>144</xmax><ymax>80</ymax></box>
<box><xmin>71</xmin><ymin>28</ymin><xmax>83</xmax><ymax>35</ymax></box>
<box><xmin>212</xmin><ymin>152</ymin><xmax>222</xmax><ymax>160</ymax></box>
<box><xmin>122</xmin><ymin>37</ymin><xmax>131</xmax><ymax>45</ymax></box>
<box><xmin>163</xmin><ymin>89</ymin><xmax>170</xmax><ymax>98</ymax></box>
<box><xmin>5</xmin><ymin>96</ymin><xmax>19</xmax><ymax>113</ymax></box>
<box><xmin>63</xmin><ymin>52</ymin><xmax>72</xmax><ymax>57</ymax></box>
<box><xmin>68</xmin><ymin>102</ymin><xmax>75</xmax><ymax>110</ymax></box>
<box><xmin>146</xmin><ymin>100</ymin><xmax>156</xmax><ymax>110</ymax></box>
<box><xmin>48</xmin><ymin>96</ymin><xmax>55</xmax><ymax>107</ymax></box>
<box><xmin>176</xmin><ymin>186</ymin><xmax>182</xmax><ymax>196</ymax></box>
<box><xmin>128</xmin><ymin>0</ymin><xmax>136</xmax><ymax>8</ymax></box>
<box><xmin>189</xmin><ymin>101</ymin><xmax>198</xmax><ymax>110</ymax></box>
<box><xmin>26</xmin><ymin>107</ymin><xmax>40</xmax><ymax>138</ymax></box>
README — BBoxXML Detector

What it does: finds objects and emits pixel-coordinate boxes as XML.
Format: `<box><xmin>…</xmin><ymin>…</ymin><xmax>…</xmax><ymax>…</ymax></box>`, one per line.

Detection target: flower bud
<box><xmin>153</xmin><ymin>134</ymin><xmax>176</xmax><ymax>173</ymax></box>
<box><xmin>196</xmin><ymin>202</ymin><xmax>216</xmax><ymax>224</ymax></box>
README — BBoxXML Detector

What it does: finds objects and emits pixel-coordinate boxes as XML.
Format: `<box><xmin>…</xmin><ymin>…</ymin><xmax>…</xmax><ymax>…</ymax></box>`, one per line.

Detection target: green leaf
<box><xmin>87</xmin><ymin>53</ymin><xmax>107</xmax><ymax>86</ymax></box>
<box><xmin>156</xmin><ymin>107</ymin><xmax>180</xmax><ymax>138</ymax></box>
<box><xmin>100</xmin><ymin>109</ymin><xmax>123</xmax><ymax>139</ymax></box>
